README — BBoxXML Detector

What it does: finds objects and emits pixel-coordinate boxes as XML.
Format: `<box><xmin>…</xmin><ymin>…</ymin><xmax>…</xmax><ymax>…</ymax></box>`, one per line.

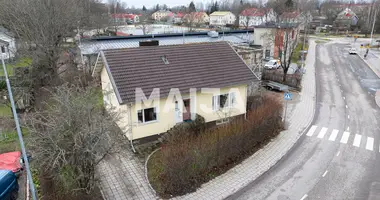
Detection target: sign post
<box><xmin>284</xmin><ymin>92</ymin><xmax>292</xmax><ymax>124</ymax></box>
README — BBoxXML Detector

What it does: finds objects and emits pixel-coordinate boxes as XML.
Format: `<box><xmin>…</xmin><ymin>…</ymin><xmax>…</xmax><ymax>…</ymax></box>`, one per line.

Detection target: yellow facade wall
<box><xmin>101</xmin><ymin>66</ymin><xmax>248</xmax><ymax>140</ymax></box>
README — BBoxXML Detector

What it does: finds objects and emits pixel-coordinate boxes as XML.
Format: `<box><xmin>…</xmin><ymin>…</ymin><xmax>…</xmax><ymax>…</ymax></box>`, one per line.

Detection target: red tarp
<box><xmin>0</xmin><ymin>152</ymin><xmax>22</xmax><ymax>173</ymax></box>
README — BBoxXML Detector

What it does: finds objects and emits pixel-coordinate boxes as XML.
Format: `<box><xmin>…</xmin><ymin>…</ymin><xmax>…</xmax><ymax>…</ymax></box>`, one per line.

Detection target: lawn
<box><xmin>0</xmin><ymin>57</ymin><xmax>32</xmax><ymax>76</ymax></box>
<box><xmin>292</xmin><ymin>43</ymin><xmax>309</xmax><ymax>63</ymax></box>
<box><xmin>0</xmin><ymin>128</ymin><xmax>29</xmax><ymax>154</ymax></box>
<box><xmin>0</xmin><ymin>104</ymin><xmax>12</xmax><ymax>117</ymax></box>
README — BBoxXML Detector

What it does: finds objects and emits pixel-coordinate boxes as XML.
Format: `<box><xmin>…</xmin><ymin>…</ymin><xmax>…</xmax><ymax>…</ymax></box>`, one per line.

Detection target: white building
<box><xmin>210</xmin><ymin>11</ymin><xmax>236</xmax><ymax>26</ymax></box>
<box><xmin>152</xmin><ymin>10</ymin><xmax>173</xmax><ymax>22</ymax></box>
<box><xmin>0</xmin><ymin>27</ymin><xmax>16</xmax><ymax>60</ymax></box>
<box><xmin>239</xmin><ymin>8</ymin><xmax>276</xmax><ymax>27</ymax></box>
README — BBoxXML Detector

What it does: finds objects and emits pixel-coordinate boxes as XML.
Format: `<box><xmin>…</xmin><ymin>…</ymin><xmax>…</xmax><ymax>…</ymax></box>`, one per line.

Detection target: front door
<box><xmin>183</xmin><ymin>99</ymin><xmax>191</xmax><ymax>121</ymax></box>
<box><xmin>174</xmin><ymin>101</ymin><xmax>183</xmax><ymax>124</ymax></box>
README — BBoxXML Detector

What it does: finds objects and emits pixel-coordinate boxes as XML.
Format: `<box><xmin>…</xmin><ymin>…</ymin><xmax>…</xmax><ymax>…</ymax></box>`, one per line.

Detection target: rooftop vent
<box><xmin>161</xmin><ymin>55</ymin><xmax>169</xmax><ymax>64</ymax></box>
<box><xmin>139</xmin><ymin>40</ymin><xmax>159</xmax><ymax>47</ymax></box>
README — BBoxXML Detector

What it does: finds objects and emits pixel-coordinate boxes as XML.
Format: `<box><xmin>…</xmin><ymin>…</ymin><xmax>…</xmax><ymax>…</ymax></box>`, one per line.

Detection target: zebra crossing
<box><xmin>305</xmin><ymin>125</ymin><xmax>377</xmax><ymax>152</ymax></box>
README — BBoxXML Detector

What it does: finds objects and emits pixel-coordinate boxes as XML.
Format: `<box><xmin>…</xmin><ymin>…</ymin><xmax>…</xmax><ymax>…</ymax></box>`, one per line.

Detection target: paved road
<box><xmin>228</xmin><ymin>42</ymin><xmax>380</xmax><ymax>200</ymax></box>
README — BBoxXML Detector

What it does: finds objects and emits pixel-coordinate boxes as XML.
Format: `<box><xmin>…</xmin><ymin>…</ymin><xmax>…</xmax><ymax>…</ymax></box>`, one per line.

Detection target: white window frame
<box><xmin>212</xmin><ymin>92</ymin><xmax>237</xmax><ymax>111</ymax></box>
<box><xmin>137</xmin><ymin>107</ymin><xmax>158</xmax><ymax>124</ymax></box>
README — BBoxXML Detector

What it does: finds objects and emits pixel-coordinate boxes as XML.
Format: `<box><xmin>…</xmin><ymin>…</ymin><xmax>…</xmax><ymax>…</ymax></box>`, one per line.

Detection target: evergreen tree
<box><xmin>189</xmin><ymin>1</ymin><xmax>196</xmax><ymax>12</ymax></box>
<box><xmin>142</xmin><ymin>5</ymin><xmax>147</xmax><ymax>12</ymax></box>
<box><xmin>155</xmin><ymin>4</ymin><xmax>160</xmax><ymax>11</ymax></box>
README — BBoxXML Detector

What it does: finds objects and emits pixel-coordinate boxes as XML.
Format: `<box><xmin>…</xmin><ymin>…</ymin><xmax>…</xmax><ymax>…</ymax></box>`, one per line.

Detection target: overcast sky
<box><xmin>119</xmin><ymin>0</ymin><xmax>198</xmax><ymax>9</ymax></box>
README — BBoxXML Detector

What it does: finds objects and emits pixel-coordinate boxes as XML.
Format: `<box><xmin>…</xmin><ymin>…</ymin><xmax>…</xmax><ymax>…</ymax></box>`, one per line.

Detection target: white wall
<box><xmin>253</xmin><ymin>28</ymin><xmax>275</xmax><ymax>59</ymax></box>
<box><xmin>0</xmin><ymin>31</ymin><xmax>16</xmax><ymax>60</ymax></box>
<box><xmin>210</xmin><ymin>12</ymin><xmax>236</xmax><ymax>26</ymax></box>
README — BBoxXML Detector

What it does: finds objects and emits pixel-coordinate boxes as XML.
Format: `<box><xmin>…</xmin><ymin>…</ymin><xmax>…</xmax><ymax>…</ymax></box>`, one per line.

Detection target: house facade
<box><xmin>239</xmin><ymin>8</ymin><xmax>276</xmax><ymax>27</ymax></box>
<box><xmin>333</xmin><ymin>8</ymin><xmax>359</xmax><ymax>30</ymax></box>
<box><xmin>152</xmin><ymin>10</ymin><xmax>173</xmax><ymax>21</ymax></box>
<box><xmin>183</xmin><ymin>12</ymin><xmax>210</xmax><ymax>25</ymax></box>
<box><xmin>0</xmin><ymin>27</ymin><xmax>16</xmax><ymax>60</ymax></box>
<box><xmin>253</xmin><ymin>24</ymin><xmax>299</xmax><ymax>60</ymax></box>
<box><xmin>111</xmin><ymin>14</ymin><xmax>139</xmax><ymax>23</ymax></box>
<box><xmin>173</xmin><ymin>13</ymin><xmax>184</xmax><ymax>23</ymax></box>
<box><xmin>93</xmin><ymin>42</ymin><xmax>257</xmax><ymax>141</ymax></box>
<box><xmin>210</xmin><ymin>11</ymin><xmax>236</xmax><ymax>26</ymax></box>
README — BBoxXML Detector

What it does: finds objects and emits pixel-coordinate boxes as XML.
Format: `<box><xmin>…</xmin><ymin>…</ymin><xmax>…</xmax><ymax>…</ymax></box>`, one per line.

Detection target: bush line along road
<box><xmin>229</xmin><ymin>39</ymin><xmax>380</xmax><ymax>200</ymax></box>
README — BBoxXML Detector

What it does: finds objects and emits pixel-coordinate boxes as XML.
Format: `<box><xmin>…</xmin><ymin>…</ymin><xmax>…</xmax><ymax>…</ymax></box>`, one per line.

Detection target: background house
<box><xmin>92</xmin><ymin>42</ymin><xmax>257</xmax><ymax>141</ymax></box>
<box><xmin>239</xmin><ymin>8</ymin><xmax>276</xmax><ymax>28</ymax></box>
<box><xmin>173</xmin><ymin>13</ymin><xmax>184</xmax><ymax>24</ymax></box>
<box><xmin>111</xmin><ymin>13</ymin><xmax>139</xmax><ymax>24</ymax></box>
<box><xmin>210</xmin><ymin>11</ymin><xmax>236</xmax><ymax>26</ymax></box>
<box><xmin>333</xmin><ymin>8</ymin><xmax>359</xmax><ymax>31</ymax></box>
<box><xmin>183</xmin><ymin>12</ymin><xmax>209</xmax><ymax>25</ymax></box>
<box><xmin>0</xmin><ymin>27</ymin><xmax>16</xmax><ymax>60</ymax></box>
<box><xmin>152</xmin><ymin>10</ymin><xmax>173</xmax><ymax>21</ymax></box>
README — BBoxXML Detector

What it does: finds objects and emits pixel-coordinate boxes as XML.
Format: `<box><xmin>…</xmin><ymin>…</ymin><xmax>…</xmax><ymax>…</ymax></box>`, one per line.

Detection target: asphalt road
<box><xmin>228</xmin><ymin>42</ymin><xmax>380</xmax><ymax>200</ymax></box>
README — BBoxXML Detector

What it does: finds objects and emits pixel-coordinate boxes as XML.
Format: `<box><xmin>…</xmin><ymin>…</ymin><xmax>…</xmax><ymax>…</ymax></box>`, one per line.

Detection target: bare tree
<box><xmin>184</xmin><ymin>12</ymin><xmax>199</xmax><ymax>32</ymax></box>
<box><xmin>138</xmin><ymin>12</ymin><xmax>154</xmax><ymax>35</ymax></box>
<box><xmin>0</xmin><ymin>0</ymin><xmax>92</xmax><ymax>87</ymax></box>
<box><xmin>26</xmin><ymin>84</ymin><xmax>125</xmax><ymax>195</ymax></box>
<box><xmin>276</xmin><ymin>26</ymin><xmax>299</xmax><ymax>82</ymax></box>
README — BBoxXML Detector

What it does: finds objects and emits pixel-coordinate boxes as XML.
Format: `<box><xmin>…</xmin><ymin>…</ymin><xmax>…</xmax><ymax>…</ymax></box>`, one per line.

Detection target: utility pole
<box><xmin>1</xmin><ymin>54</ymin><xmax>38</xmax><ymax>200</ymax></box>
<box><xmin>370</xmin><ymin>7</ymin><xmax>377</xmax><ymax>46</ymax></box>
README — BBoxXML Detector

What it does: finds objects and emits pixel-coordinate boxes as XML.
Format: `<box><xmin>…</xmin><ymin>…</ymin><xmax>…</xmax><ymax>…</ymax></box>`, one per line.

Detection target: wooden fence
<box><xmin>262</xmin><ymin>69</ymin><xmax>302</xmax><ymax>89</ymax></box>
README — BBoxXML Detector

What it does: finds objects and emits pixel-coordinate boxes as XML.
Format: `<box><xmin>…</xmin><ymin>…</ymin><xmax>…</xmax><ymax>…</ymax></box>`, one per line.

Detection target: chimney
<box><xmin>139</xmin><ymin>40</ymin><xmax>159</xmax><ymax>47</ymax></box>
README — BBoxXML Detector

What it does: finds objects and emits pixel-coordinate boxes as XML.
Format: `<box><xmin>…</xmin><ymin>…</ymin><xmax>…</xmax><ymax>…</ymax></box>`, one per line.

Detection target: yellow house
<box><xmin>93</xmin><ymin>42</ymin><xmax>258</xmax><ymax>142</ymax></box>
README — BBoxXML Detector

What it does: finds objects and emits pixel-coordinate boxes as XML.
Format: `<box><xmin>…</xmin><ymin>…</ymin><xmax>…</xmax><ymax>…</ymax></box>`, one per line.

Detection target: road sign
<box><xmin>284</xmin><ymin>92</ymin><xmax>292</xmax><ymax>101</ymax></box>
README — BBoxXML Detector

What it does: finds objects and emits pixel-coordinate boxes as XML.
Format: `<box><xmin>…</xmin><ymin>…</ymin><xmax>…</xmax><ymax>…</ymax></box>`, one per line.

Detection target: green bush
<box><xmin>148</xmin><ymin>95</ymin><xmax>284</xmax><ymax>197</ymax></box>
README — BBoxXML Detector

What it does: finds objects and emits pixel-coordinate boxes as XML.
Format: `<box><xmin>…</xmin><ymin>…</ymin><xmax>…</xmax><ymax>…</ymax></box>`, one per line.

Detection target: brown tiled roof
<box><xmin>102</xmin><ymin>42</ymin><xmax>257</xmax><ymax>104</ymax></box>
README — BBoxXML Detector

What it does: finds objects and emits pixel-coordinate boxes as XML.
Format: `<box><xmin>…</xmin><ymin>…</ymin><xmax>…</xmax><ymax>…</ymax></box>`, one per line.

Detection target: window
<box><xmin>265</xmin><ymin>50</ymin><xmax>271</xmax><ymax>58</ymax></box>
<box><xmin>0</xmin><ymin>46</ymin><xmax>5</xmax><ymax>53</ymax></box>
<box><xmin>212</xmin><ymin>92</ymin><xmax>237</xmax><ymax>111</ymax></box>
<box><xmin>137</xmin><ymin>107</ymin><xmax>157</xmax><ymax>123</ymax></box>
<box><xmin>216</xmin><ymin>117</ymin><xmax>230</xmax><ymax>125</ymax></box>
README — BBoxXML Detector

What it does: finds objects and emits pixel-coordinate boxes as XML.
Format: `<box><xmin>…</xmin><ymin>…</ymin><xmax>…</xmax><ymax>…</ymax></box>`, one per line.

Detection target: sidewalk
<box><xmin>97</xmin><ymin>151</ymin><xmax>156</xmax><ymax>200</ymax></box>
<box><xmin>353</xmin><ymin>43</ymin><xmax>380</xmax><ymax>78</ymax></box>
<box><xmin>97</xmin><ymin>42</ymin><xmax>317</xmax><ymax>200</ymax></box>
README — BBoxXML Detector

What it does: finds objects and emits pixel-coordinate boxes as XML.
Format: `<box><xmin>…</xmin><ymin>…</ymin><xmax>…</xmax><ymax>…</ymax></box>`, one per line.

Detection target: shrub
<box><xmin>148</xmin><ymin>95</ymin><xmax>284</xmax><ymax>196</ymax></box>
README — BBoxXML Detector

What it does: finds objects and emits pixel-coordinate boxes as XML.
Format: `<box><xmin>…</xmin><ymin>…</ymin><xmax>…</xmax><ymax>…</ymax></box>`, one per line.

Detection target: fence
<box><xmin>262</xmin><ymin>69</ymin><xmax>302</xmax><ymax>89</ymax></box>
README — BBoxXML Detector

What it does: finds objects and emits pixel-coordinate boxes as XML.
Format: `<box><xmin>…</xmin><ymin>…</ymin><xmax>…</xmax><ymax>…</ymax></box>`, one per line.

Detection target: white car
<box><xmin>349</xmin><ymin>48</ymin><xmax>357</xmax><ymax>54</ymax></box>
<box><xmin>264</xmin><ymin>60</ymin><xmax>281</xmax><ymax>70</ymax></box>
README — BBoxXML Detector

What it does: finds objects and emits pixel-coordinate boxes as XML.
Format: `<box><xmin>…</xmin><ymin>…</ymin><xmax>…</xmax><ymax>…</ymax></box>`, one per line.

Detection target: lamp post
<box><xmin>1</xmin><ymin>53</ymin><xmax>38</xmax><ymax>200</ymax></box>
<box><xmin>370</xmin><ymin>8</ymin><xmax>377</xmax><ymax>46</ymax></box>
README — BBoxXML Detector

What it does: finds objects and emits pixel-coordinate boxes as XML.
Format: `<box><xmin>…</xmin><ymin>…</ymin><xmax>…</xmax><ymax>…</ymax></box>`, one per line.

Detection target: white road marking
<box><xmin>353</xmin><ymin>134</ymin><xmax>362</xmax><ymax>147</ymax></box>
<box><xmin>322</xmin><ymin>170</ymin><xmax>329</xmax><ymax>177</ymax></box>
<box><xmin>300</xmin><ymin>194</ymin><xmax>308</xmax><ymax>200</ymax></box>
<box><xmin>343</xmin><ymin>96</ymin><xmax>345</xmax><ymax>100</ymax></box>
<box><xmin>366</xmin><ymin>137</ymin><xmax>374</xmax><ymax>151</ymax></box>
<box><xmin>336</xmin><ymin>151</ymin><xmax>340</xmax><ymax>156</ymax></box>
<box><xmin>348</xmin><ymin>115</ymin><xmax>350</xmax><ymax>119</ymax></box>
<box><xmin>346</xmin><ymin>105</ymin><xmax>348</xmax><ymax>108</ymax></box>
<box><xmin>347</xmin><ymin>126</ymin><xmax>350</xmax><ymax>131</ymax></box>
<box><xmin>340</xmin><ymin>132</ymin><xmax>350</xmax><ymax>144</ymax></box>
<box><xmin>306</xmin><ymin>125</ymin><xmax>318</xmax><ymax>137</ymax></box>
<box><xmin>329</xmin><ymin>129</ymin><xmax>339</xmax><ymax>141</ymax></box>
<box><xmin>317</xmin><ymin>127</ymin><xmax>328</xmax><ymax>139</ymax></box>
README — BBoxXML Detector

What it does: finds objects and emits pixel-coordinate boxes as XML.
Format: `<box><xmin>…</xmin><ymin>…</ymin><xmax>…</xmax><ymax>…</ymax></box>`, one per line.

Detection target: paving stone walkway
<box><xmin>97</xmin><ymin>41</ymin><xmax>317</xmax><ymax>200</ymax></box>
<box><xmin>97</xmin><ymin>151</ymin><xmax>156</xmax><ymax>200</ymax></box>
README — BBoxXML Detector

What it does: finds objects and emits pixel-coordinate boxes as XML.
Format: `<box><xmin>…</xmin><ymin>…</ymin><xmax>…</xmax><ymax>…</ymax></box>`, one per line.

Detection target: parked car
<box><xmin>0</xmin><ymin>152</ymin><xmax>23</xmax><ymax>177</ymax></box>
<box><xmin>265</xmin><ymin>60</ymin><xmax>281</xmax><ymax>69</ymax></box>
<box><xmin>0</xmin><ymin>170</ymin><xmax>18</xmax><ymax>200</ymax></box>
<box><xmin>349</xmin><ymin>48</ymin><xmax>357</xmax><ymax>54</ymax></box>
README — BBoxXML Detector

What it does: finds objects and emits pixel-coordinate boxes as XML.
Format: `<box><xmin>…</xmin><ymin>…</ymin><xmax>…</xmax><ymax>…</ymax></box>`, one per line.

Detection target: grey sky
<box><xmin>120</xmin><ymin>0</ymin><xmax>198</xmax><ymax>9</ymax></box>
